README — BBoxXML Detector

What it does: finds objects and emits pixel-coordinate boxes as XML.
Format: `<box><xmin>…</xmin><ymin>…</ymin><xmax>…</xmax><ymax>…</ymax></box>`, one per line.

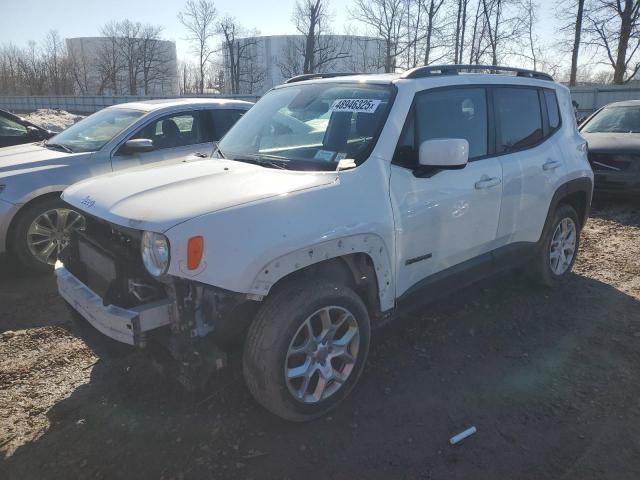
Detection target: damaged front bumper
<box><xmin>55</xmin><ymin>261</ymin><xmax>173</xmax><ymax>346</ymax></box>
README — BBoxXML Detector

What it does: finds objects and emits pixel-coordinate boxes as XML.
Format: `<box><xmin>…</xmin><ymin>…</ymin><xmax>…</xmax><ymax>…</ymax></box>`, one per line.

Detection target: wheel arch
<box><xmin>248</xmin><ymin>234</ymin><xmax>395</xmax><ymax>315</ymax></box>
<box><xmin>5</xmin><ymin>190</ymin><xmax>65</xmax><ymax>252</ymax></box>
<box><xmin>544</xmin><ymin>177</ymin><xmax>593</xmax><ymax>229</ymax></box>
<box><xmin>537</xmin><ymin>176</ymin><xmax>593</xmax><ymax>248</ymax></box>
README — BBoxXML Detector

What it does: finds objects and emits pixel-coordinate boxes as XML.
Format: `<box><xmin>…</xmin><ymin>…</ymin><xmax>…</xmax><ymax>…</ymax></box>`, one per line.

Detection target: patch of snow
<box><xmin>21</xmin><ymin>109</ymin><xmax>85</xmax><ymax>133</ymax></box>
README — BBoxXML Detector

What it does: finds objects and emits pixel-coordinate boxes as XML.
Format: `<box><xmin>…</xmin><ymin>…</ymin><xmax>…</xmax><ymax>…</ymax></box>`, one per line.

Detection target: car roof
<box><xmin>111</xmin><ymin>98</ymin><xmax>254</xmax><ymax>112</ymax></box>
<box><xmin>275</xmin><ymin>65</ymin><xmax>557</xmax><ymax>89</ymax></box>
<box><xmin>601</xmin><ymin>100</ymin><xmax>640</xmax><ymax>108</ymax></box>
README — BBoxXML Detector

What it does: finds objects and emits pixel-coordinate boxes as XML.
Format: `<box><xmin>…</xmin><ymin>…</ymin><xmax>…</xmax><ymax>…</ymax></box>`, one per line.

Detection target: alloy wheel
<box><xmin>285</xmin><ymin>306</ymin><xmax>360</xmax><ymax>404</ymax></box>
<box><xmin>26</xmin><ymin>208</ymin><xmax>85</xmax><ymax>265</ymax></box>
<box><xmin>549</xmin><ymin>217</ymin><xmax>577</xmax><ymax>275</ymax></box>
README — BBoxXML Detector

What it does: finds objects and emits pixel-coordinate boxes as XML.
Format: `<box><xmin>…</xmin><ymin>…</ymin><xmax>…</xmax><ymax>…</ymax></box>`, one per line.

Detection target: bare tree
<box><xmin>295</xmin><ymin>0</ymin><xmax>324</xmax><ymax>74</ymax></box>
<box><xmin>97</xmin><ymin>23</ymin><xmax>125</xmax><ymax>94</ymax></box>
<box><xmin>179</xmin><ymin>0</ymin><xmax>218</xmax><ymax>93</ymax></box>
<box><xmin>584</xmin><ymin>0</ymin><xmax>640</xmax><ymax>84</ymax></box>
<box><xmin>139</xmin><ymin>25</ymin><xmax>172</xmax><ymax>94</ymax></box>
<box><xmin>288</xmin><ymin>0</ymin><xmax>350</xmax><ymax>74</ymax></box>
<box><xmin>349</xmin><ymin>0</ymin><xmax>408</xmax><ymax>72</ymax></box>
<box><xmin>218</xmin><ymin>16</ymin><xmax>242</xmax><ymax>93</ymax></box>
<box><xmin>278</xmin><ymin>37</ymin><xmax>304</xmax><ymax>78</ymax></box>
<box><xmin>343</xmin><ymin>35</ymin><xmax>386</xmax><ymax>71</ymax></box>
<box><xmin>571</xmin><ymin>0</ymin><xmax>587</xmax><ymax>85</ymax></box>
<box><xmin>0</xmin><ymin>44</ymin><xmax>21</xmax><ymax>94</ymax></box>
<box><xmin>475</xmin><ymin>0</ymin><xmax>527</xmax><ymax>65</ymax></box>
<box><xmin>67</xmin><ymin>41</ymin><xmax>92</xmax><ymax>94</ymax></box>
<box><xmin>521</xmin><ymin>0</ymin><xmax>539</xmax><ymax>70</ymax></box>
<box><xmin>42</xmin><ymin>31</ymin><xmax>70</xmax><ymax>94</ymax></box>
<box><xmin>178</xmin><ymin>60</ymin><xmax>200</xmax><ymax>94</ymax></box>
<box><xmin>112</xmin><ymin>20</ymin><xmax>144</xmax><ymax>94</ymax></box>
<box><xmin>17</xmin><ymin>41</ymin><xmax>48</xmax><ymax>94</ymax></box>
<box><xmin>422</xmin><ymin>0</ymin><xmax>447</xmax><ymax>65</ymax></box>
<box><xmin>453</xmin><ymin>0</ymin><xmax>472</xmax><ymax>63</ymax></box>
<box><xmin>218</xmin><ymin>16</ymin><xmax>265</xmax><ymax>94</ymax></box>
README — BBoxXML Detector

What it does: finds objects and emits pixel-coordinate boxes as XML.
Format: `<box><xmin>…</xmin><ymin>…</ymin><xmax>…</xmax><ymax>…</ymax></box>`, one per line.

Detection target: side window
<box><xmin>0</xmin><ymin>115</ymin><xmax>28</xmax><ymax>137</ymax></box>
<box><xmin>495</xmin><ymin>87</ymin><xmax>543</xmax><ymax>152</ymax></box>
<box><xmin>210</xmin><ymin>109</ymin><xmax>245</xmax><ymax>141</ymax></box>
<box><xmin>134</xmin><ymin>111</ymin><xmax>202</xmax><ymax>150</ymax></box>
<box><xmin>417</xmin><ymin>88</ymin><xmax>488</xmax><ymax>159</ymax></box>
<box><xmin>393</xmin><ymin>87</ymin><xmax>488</xmax><ymax>166</ymax></box>
<box><xmin>544</xmin><ymin>89</ymin><xmax>561</xmax><ymax>131</ymax></box>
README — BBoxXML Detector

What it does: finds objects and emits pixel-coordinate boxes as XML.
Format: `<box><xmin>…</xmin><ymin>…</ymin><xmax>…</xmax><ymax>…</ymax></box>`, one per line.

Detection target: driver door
<box><xmin>390</xmin><ymin>87</ymin><xmax>503</xmax><ymax>297</ymax></box>
<box><xmin>112</xmin><ymin>110</ymin><xmax>213</xmax><ymax>171</ymax></box>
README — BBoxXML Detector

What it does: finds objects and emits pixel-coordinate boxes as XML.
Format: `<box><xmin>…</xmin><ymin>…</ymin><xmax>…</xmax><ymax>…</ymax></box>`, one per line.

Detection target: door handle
<box><xmin>474</xmin><ymin>176</ymin><xmax>501</xmax><ymax>189</ymax></box>
<box><xmin>543</xmin><ymin>160</ymin><xmax>561</xmax><ymax>171</ymax></box>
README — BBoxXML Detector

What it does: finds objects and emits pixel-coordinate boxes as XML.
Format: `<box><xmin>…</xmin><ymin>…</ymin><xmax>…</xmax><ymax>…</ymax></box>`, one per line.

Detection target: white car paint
<box><xmin>61</xmin><ymin>71</ymin><xmax>592</xmax><ymax>315</ymax></box>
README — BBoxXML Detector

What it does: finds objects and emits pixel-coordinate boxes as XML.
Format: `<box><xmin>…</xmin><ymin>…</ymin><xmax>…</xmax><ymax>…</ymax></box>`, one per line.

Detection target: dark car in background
<box><xmin>579</xmin><ymin>100</ymin><xmax>640</xmax><ymax>196</ymax></box>
<box><xmin>0</xmin><ymin>109</ymin><xmax>54</xmax><ymax>147</ymax></box>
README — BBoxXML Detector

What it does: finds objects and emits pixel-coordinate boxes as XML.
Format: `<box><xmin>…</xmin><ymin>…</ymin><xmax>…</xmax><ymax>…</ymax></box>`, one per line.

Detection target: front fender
<box><xmin>248</xmin><ymin>234</ymin><xmax>394</xmax><ymax>311</ymax></box>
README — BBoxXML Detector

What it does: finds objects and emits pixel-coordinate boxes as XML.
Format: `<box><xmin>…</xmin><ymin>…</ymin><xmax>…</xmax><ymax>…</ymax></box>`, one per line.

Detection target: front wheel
<box><xmin>530</xmin><ymin>203</ymin><xmax>581</xmax><ymax>287</ymax></box>
<box><xmin>243</xmin><ymin>280</ymin><xmax>371</xmax><ymax>421</ymax></box>
<box><xmin>10</xmin><ymin>197</ymin><xmax>85</xmax><ymax>272</ymax></box>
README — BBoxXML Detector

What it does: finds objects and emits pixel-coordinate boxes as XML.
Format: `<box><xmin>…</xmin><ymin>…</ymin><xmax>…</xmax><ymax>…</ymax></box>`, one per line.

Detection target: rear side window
<box><xmin>544</xmin><ymin>89</ymin><xmax>561</xmax><ymax>130</ymax></box>
<box><xmin>495</xmin><ymin>87</ymin><xmax>543</xmax><ymax>153</ymax></box>
<box><xmin>394</xmin><ymin>87</ymin><xmax>488</xmax><ymax>166</ymax></box>
<box><xmin>210</xmin><ymin>109</ymin><xmax>245</xmax><ymax>141</ymax></box>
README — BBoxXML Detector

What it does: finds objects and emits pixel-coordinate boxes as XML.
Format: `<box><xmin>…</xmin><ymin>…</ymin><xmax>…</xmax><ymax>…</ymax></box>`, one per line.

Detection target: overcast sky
<box><xmin>1</xmin><ymin>0</ymin><xmax>561</xmax><ymax>63</ymax></box>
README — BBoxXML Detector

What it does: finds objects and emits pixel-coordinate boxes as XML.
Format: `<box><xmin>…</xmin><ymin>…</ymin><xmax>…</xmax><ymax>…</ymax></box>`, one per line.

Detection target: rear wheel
<box><xmin>243</xmin><ymin>280</ymin><xmax>370</xmax><ymax>421</ymax></box>
<box><xmin>530</xmin><ymin>204</ymin><xmax>581</xmax><ymax>287</ymax></box>
<box><xmin>10</xmin><ymin>197</ymin><xmax>85</xmax><ymax>272</ymax></box>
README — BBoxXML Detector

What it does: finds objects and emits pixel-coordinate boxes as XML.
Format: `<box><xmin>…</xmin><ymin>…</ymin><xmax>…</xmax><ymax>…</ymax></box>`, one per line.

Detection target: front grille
<box><xmin>62</xmin><ymin>214</ymin><xmax>166</xmax><ymax>308</ymax></box>
<box><xmin>588</xmin><ymin>152</ymin><xmax>639</xmax><ymax>172</ymax></box>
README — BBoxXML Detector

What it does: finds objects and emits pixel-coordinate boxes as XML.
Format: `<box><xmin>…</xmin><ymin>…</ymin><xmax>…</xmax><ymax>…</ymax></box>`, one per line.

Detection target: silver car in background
<box><xmin>0</xmin><ymin>98</ymin><xmax>252</xmax><ymax>271</ymax></box>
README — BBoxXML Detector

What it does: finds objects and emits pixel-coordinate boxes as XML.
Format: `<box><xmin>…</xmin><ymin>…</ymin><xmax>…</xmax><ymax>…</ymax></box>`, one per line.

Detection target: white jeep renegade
<box><xmin>57</xmin><ymin>65</ymin><xmax>593</xmax><ymax>421</ymax></box>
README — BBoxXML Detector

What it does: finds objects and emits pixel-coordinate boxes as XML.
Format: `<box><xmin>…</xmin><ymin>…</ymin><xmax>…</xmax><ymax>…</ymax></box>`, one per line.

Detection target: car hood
<box><xmin>582</xmin><ymin>132</ymin><xmax>640</xmax><ymax>153</ymax></box>
<box><xmin>63</xmin><ymin>159</ymin><xmax>338</xmax><ymax>232</ymax></box>
<box><xmin>0</xmin><ymin>142</ymin><xmax>75</xmax><ymax>171</ymax></box>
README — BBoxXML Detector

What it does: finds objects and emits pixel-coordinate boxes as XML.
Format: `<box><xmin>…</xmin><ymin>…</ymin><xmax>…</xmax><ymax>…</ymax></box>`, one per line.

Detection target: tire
<box><xmin>243</xmin><ymin>280</ymin><xmax>371</xmax><ymax>422</ymax></box>
<box><xmin>530</xmin><ymin>203</ymin><xmax>581</xmax><ymax>287</ymax></box>
<box><xmin>10</xmin><ymin>196</ymin><xmax>85</xmax><ymax>273</ymax></box>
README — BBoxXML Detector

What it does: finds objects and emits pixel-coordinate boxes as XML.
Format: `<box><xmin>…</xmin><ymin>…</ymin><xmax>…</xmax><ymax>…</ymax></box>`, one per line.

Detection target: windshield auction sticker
<box><xmin>330</xmin><ymin>99</ymin><xmax>381</xmax><ymax>114</ymax></box>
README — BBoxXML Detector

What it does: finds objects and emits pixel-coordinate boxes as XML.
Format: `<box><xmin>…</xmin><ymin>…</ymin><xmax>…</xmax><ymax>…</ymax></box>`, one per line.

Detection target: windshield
<box><xmin>217</xmin><ymin>82</ymin><xmax>395</xmax><ymax>170</ymax></box>
<box><xmin>582</xmin><ymin>106</ymin><xmax>640</xmax><ymax>133</ymax></box>
<box><xmin>48</xmin><ymin>108</ymin><xmax>144</xmax><ymax>153</ymax></box>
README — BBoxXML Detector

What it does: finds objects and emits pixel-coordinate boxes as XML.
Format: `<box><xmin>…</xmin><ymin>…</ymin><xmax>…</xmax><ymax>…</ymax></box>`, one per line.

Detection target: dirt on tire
<box><xmin>1</xmin><ymin>198</ymin><xmax>640</xmax><ymax>480</ymax></box>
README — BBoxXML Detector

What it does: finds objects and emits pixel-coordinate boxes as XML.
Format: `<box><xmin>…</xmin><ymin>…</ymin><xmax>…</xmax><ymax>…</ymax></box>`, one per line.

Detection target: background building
<box><xmin>222</xmin><ymin>35</ymin><xmax>386</xmax><ymax>96</ymax></box>
<box><xmin>66</xmin><ymin>37</ymin><xmax>179</xmax><ymax>96</ymax></box>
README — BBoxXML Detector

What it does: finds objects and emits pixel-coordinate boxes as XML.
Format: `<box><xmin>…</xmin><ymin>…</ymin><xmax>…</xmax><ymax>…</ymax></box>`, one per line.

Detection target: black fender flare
<box><xmin>539</xmin><ymin>177</ymin><xmax>593</xmax><ymax>244</ymax></box>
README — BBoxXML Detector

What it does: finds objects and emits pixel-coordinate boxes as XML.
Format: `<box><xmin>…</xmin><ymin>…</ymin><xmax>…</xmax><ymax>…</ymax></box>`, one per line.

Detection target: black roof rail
<box><xmin>285</xmin><ymin>72</ymin><xmax>366</xmax><ymax>83</ymax></box>
<box><xmin>400</xmin><ymin>64</ymin><xmax>554</xmax><ymax>81</ymax></box>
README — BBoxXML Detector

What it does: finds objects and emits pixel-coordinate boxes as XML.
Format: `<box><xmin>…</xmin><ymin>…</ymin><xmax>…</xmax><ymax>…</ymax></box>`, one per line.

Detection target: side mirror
<box><xmin>418</xmin><ymin>138</ymin><xmax>469</xmax><ymax>169</ymax></box>
<box><xmin>121</xmin><ymin>138</ymin><xmax>154</xmax><ymax>154</ymax></box>
<box><xmin>26</xmin><ymin>126</ymin><xmax>43</xmax><ymax>139</ymax></box>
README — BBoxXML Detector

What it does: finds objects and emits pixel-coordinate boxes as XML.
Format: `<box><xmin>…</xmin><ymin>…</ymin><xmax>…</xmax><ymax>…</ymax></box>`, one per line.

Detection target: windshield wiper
<box><xmin>229</xmin><ymin>154</ymin><xmax>289</xmax><ymax>170</ymax></box>
<box><xmin>45</xmin><ymin>142</ymin><xmax>73</xmax><ymax>153</ymax></box>
<box><xmin>214</xmin><ymin>146</ymin><xmax>226</xmax><ymax>159</ymax></box>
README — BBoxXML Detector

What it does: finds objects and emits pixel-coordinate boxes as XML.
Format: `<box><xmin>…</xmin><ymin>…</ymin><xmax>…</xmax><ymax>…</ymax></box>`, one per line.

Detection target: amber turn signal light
<box><xmin>187</xmin><ymin>236</ymin><xmax>204</xmax><ymax>270</ymax></box>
